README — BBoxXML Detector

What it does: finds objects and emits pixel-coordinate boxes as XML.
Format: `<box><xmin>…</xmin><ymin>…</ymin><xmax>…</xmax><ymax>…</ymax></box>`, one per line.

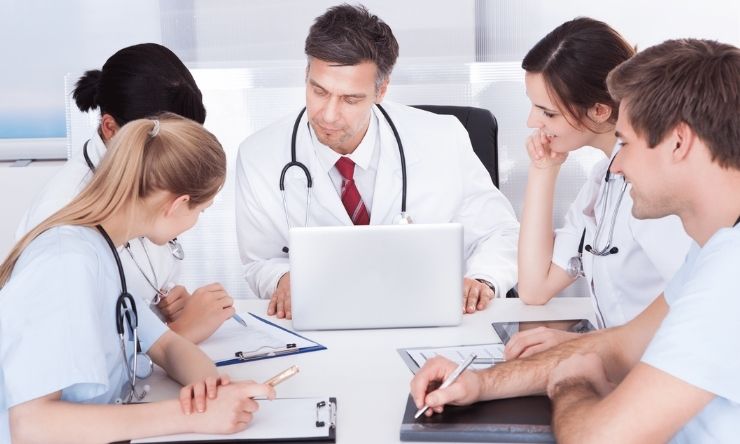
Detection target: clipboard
<box><xmin>399</xmin><ymin>394</ymin><xmax>553</xmax><ymax>443</ymax></box>
<box><xmin>129</xmin><ymin>397</ymin><xmax>337</xmax><ymax>443</ymax></box>
<box><xmin>199</xmin><ymin>313</ymin><xmax>326</xmax><ymax>367</ymax></box>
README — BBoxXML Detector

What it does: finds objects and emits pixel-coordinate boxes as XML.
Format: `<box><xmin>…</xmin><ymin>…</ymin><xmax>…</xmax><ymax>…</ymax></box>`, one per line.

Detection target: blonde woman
<box><xmin>0</xmin><ymin>114</ymin><xmax>273</xmax><ymax>443</ymax></box>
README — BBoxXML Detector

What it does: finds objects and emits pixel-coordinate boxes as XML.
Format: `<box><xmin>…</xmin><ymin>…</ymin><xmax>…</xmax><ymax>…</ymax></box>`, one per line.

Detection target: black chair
<box><xmin>412</xmin><ymin>105</ymin><xmax>518</xmax><ymax>298</ymax></box>
<box><xmin>411</xmin><ymin>105</ymin><xmax>500</xmax><ymax>187</ymax></box>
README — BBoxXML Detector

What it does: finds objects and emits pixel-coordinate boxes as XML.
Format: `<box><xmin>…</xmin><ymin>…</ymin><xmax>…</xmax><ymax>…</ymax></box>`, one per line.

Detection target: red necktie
<box><xmin>335</xmin><ymin>157</ymin><xmax>370</xmax><ymax>225</ymax></box>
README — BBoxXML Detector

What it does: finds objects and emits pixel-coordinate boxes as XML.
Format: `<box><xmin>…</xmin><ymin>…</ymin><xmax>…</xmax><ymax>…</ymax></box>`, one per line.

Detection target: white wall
<box><xmin>1</xmin><ymin>0</ymin><xmax>738</xmax><ymax>297</ymax></box>
<box><xmin>0</xmin><ymin>161</ymin><xmax>63</xmax><ymax>257</ymax></box>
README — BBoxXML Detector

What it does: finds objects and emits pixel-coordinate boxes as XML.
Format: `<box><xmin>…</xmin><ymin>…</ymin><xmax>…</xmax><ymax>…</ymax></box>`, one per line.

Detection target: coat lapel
<box><xmin>294</xmin><ymin>120</ymin><xmax>352</xmax><ymax>225</ymax></box>
<box><xmin>370</xmin><ymin>105</ymin><xmax>420</xmax><ymax>224</ymax></box>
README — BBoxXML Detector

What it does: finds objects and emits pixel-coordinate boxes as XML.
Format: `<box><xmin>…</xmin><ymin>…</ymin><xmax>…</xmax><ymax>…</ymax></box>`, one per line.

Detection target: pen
<box><xmin>232</xmin><ymin>312</ymin><xmax>248</xmax><ymax>327</ymax></box>
<box><xmin>414</xmin><ymin>353</ymin><xmax>477</xmax><ymax>419</ymax></box>
<box><xmin>264</xmin><ymin>365</ymin><xmax>300</xmax><ymax>387</ymax></box>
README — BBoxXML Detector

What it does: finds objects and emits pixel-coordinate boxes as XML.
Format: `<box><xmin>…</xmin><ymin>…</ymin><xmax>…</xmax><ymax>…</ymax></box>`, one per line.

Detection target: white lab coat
<box><xmin>16</xmin><ymin>133</ymin><xmax>180</xmax><ymax>315</ymax></box>
<box><xmin>235</xmin><ymin>101</ymin><xmax>520</xmax><ymax>300</ymax></box>
<box><xmin>552</xmin><ymin>146</ymin><xmax>692</xmax><ymax>328</ymax></box>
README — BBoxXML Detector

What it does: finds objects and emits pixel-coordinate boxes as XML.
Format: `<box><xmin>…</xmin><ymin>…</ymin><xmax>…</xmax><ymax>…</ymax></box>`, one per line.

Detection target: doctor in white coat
<box><xmin>235</xmin><ymin>4</ymin><xmax>520</xmax><ymax>319</ymax></box>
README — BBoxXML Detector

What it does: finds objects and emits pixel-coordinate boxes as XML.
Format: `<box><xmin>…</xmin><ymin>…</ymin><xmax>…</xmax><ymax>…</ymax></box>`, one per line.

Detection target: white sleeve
<box><xmin>0</xmin><ymin>249</ymin><xmax>110</xmax><ymax>407</ymax></box>
<box><xmin>451</xmin><ymin>121</ymin><xmax>520</xmax><ymax>297</ymax></box>
<box><xmin>235</xmin><ymin>145</ymin><xmax>290</xmax><ymax>299</ymax></box>
<box><xmin>641</xmin><ymin>233</ymin><xmax>740</xmax><ymax>403</ymax></box>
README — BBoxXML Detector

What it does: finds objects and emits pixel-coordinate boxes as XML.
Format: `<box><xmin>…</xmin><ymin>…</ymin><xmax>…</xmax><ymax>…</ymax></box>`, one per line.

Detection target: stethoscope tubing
<box><xmin>278</xmin><ymin>104</ymin><xmax>408</xmax><ymax>237</ymax></box>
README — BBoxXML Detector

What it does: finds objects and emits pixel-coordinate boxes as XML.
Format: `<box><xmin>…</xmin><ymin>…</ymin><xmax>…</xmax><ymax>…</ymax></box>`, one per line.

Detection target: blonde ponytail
<box><xmin>0</xmin><ymin>113</ymin><xmax>225</xmax><ymax>286</ymax></box>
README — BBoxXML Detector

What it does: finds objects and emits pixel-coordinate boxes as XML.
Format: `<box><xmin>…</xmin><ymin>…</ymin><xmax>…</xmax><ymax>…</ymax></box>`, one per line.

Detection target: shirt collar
<box><xmin>311</xmin><ymin>109</ymin><xmax>378</xmax><ymax>173</ymax></box>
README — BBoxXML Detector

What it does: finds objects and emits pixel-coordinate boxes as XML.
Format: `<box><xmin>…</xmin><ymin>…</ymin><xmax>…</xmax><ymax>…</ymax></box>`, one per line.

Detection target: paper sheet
<box><xmin>132</xmin><ymin>397</ymin><xmax>334</xmax><ymax>443</ymax></box>
<box><xmin>199</xmin><ymin>313</ymin><xmax>320</xmax><ymax>364</ymax></box>
<box><xmin>402</xmin><ymin>343</ymin><xmax>505</xmax><ymax>372</ymax></box>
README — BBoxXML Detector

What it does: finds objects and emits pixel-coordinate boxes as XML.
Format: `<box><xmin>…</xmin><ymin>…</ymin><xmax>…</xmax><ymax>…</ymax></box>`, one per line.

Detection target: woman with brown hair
<box><xmin>511</xmin><ymin>18</ymin><xmax>691</xmax><ymax>358</ymax></box>
<box><xmin>0</xmin><ymin>114</ymin><xmax>273</xmax><ymax>443</ymax></box>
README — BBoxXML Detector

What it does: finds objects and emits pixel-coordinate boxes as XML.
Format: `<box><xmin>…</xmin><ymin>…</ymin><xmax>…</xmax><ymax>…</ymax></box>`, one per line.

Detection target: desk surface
<box><xmin>147</xmin><ymin>297</ymin><xmax>594</xmax><ymax>444</ymax></box>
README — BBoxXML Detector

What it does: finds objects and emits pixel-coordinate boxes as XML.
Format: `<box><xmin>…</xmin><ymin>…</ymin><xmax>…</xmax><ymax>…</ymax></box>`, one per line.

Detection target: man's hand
<box><xmin>505</xmin><ymin>327</ymin><xmax>580</xmax><ymax>360</ymax></box>
<box><xmin>168</xmin><ymin>283</ymin><xmax>235</xmax><ymax>343</ymax></box>
<box><xmin>267</xmin><ymin>273</ymin><xmax>291</xmax><ymax>319</ymax></box>
<box><xmin>463</xmin><ymin>278</ymin><xmax>494</xmax><ymax>314</ymax></box>
<box><xmin>547</xmin><ymin>353</ymin><xmax>615</xmax><ymax>399</ymax></box>
<box><xmin>409</xmin><ymin>356</ymin><xmax>483</xmax><ymax>417</ymax></box>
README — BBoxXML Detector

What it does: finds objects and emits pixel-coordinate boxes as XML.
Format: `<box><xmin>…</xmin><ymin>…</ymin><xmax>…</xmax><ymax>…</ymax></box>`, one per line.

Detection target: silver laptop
<box><xmin>289</xmin><ymin>223</ymin><xmax>463</xmax><ymax>330</ymax></box>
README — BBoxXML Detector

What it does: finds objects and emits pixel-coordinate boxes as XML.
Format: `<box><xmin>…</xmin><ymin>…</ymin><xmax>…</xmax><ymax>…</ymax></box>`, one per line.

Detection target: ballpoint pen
<box><xmin>414</xmin><ymin>353</ymin><xmax>477</xmax><ymax>419</ymax></box>
<box><xmin>232</xmin><ymin>312</ymin><xmax>248</xmax><ymax>327</ymax></box>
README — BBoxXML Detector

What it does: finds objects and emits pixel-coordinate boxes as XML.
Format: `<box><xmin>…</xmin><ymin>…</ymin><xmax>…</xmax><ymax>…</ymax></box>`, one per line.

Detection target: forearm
<box><xmin>164</xmin><ymin>337</ymin><xmax>218</xmax><ymax>385</ymax></box>
<box><xmin>479</xmin><ymin>328</ymin><xmax>626</xmax><ymax>399</ymax></box>
<box><xmin>150</xmin><ymin>332</ymin><xmax>218</xmax><ymax>385</ymax></box>
<box><xmin>11</xmin><ymin>398</ymin><xmax>189</xmax><ymax>444</ymax></box>
<box><xmin>517</xmin><ymin>164</ymin><xmax>567</xmax><ymax>303</ymax></box>
<box><xmin>550</xmin><ymin>379</ymin><xmax>605</xmax><ymax>443</ymax></box>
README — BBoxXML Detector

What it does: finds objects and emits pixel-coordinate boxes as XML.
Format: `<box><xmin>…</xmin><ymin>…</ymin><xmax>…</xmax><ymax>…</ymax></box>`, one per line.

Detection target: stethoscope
<box><xmin>96</xmin><ymin>224</ymin><xmax>153</xmax><ymax>404</ymax></box>
<box><xmin>279</xmin><ymin>104</ymin><xmax>410</xmax><ymax>254</ymax></box>
<box><xmin>566</xmin><ymin>153</ymin><xmax>628</xmax><ymax>279</ymax></box>
<box><xmin>84</xmin><ymin>140</ymin><xmax>186</xmax><ymax>263</ymax></box>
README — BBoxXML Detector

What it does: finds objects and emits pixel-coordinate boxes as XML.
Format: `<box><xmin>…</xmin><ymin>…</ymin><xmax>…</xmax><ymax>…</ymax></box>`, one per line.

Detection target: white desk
<box><xmin>147</xmin><ymin>297</ymin><xmax>594</xmax><ymax>443</ymax></box>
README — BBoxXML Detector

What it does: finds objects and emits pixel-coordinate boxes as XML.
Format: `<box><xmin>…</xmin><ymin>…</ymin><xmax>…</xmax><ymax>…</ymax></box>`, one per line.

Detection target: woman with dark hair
<box><xmin>17</xmin><ymin>43</ymin><xmax>234</xmax><ymax>344</ymax></box>
<box><xmin>510</xmin><ymin>18</ymin><xmax>691</xmax><ymax>358</ymax></box>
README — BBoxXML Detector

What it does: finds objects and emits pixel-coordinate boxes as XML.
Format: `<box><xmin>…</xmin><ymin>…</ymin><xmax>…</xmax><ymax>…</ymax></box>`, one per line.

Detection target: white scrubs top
<box><xmin>16</xmin><ymin>133</ymin><xmax>180</xmax><ymax>316</ymax></box>
<box><xmin>552</xmin><ymin>146</ymin><xmax>692</xmax><ymax>327</ymax></box>
<box><xmin>642</xmin><ymin>224</ymin><xmax>740</xmax><ymax>443</ymax></box>
<box><xmin>0</xmin><ymin>226</ymin><xmax>168</xmax><ymax>442</ymax></box>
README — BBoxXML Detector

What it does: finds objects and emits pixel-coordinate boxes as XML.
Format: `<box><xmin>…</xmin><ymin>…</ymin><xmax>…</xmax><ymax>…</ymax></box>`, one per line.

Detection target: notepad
<box><xmin>399</xmin><ymin>395</ymin><xmax>553</xmax><ymax>443</ymax></box>
<box><xmin>398</xmin><ymin>343</ymin><xmax>505</xmax><ymax>373</ymax></box>
<box><xmin>132</xmin><ymin>397</ymin><xmax>336</xmax><ymax>443</ymax></box>
<box><xmin>199</xmin><ymin>313</ymin><xmax>325</xmax><ymax>366</ymax></box>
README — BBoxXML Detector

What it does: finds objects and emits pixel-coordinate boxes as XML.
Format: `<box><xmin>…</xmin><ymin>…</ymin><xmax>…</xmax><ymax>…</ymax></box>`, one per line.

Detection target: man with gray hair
<box><xmin>235</xmin><ymin>4</ymin><xmax>519</xmax><ymax>318</ymax></box>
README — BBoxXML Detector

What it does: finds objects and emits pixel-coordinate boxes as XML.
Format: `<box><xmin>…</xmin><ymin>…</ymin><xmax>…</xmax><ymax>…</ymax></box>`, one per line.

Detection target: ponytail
<box><xmin>0</xmin><ymin>113</ymin><xmax>225</xmax><ymax>287</ymax></box>
<box><xmin>73</xmin><ymin>69</ymin><xmax>102</xmax><ymax>112</ymax></box>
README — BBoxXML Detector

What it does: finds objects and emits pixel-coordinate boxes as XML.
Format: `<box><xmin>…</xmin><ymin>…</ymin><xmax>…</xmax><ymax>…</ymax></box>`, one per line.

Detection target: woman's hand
<box><xmin>188</xmin><ymin>381</ymin><xmax>276</xmax><ymax>435</ymax></box>
<box><xmin>179</xmin><ymin>374</ymin><xmax>231</xmax><ymax>415</ymax></box>
<box><xmin>526</xmin><ymin>129</ymin><xmax>568</xmax><ymax>169</ymax></box>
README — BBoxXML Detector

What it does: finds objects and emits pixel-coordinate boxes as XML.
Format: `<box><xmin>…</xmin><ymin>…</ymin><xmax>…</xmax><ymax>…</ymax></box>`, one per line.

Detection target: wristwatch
<box><xmin>475</xmin><ymin>278</ymin><xmax>496</xmax><ymax>296</ymax></box>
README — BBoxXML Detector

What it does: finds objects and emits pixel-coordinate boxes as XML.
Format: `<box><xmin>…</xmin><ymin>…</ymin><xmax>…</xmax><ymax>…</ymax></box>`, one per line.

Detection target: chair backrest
<box><xmin>411</xmin><ymin>105</ymin><xmax>499</xmax><ymax>187</ymax></box>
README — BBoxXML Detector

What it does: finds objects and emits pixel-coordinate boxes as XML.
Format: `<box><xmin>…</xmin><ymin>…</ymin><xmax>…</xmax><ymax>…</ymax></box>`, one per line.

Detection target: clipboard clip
<box><xmin>315</xmin><ymin>399</ymin><xmax>337</xmax><ymax>429</ymax></box>
<box><xmin>235</xmin><ymin>343</ymin><xmax>297</xmax><ymax>361</ymax></box>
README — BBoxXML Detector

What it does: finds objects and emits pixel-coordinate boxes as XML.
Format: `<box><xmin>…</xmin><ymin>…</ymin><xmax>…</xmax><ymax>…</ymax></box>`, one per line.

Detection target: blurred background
<box><xmin>1</xmin><ymin>0</ymin><xmax>738</xmax><ymax>297</ymax></box>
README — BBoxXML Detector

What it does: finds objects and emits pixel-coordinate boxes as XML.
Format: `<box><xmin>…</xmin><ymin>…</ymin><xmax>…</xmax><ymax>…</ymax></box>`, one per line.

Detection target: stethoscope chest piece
<box><xmin>566</xmin><ymin>254</ymin><xmax>585</xmax><ymax>279</ymax></box>
<box><xmin>168</xmin><ymin>239</ymin><xmax>185</xmax><ymax>261</ymax></box>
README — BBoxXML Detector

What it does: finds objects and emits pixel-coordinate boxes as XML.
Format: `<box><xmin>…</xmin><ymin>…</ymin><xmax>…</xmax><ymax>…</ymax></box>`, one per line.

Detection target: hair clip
<box><xmin>149</xmin><ymin>119</ymin><xmax>161</xmax><ymax>138</ymax></box>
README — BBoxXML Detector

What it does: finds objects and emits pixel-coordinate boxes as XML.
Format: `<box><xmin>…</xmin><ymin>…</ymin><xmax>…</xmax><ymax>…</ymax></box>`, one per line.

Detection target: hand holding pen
<box><xmin>180</xmin><ymin>366</ymin><xmax>299</xmax><ymax>415</ymax></box>
<box><xmin>409</xmin><ymin>354</ymin><xmax>483</xmax><ymax>418</ymax></box>
<box><xmin>167</xmin><ymin>283</ymin><xmax>244</xmax><ymax>343</ymax></box>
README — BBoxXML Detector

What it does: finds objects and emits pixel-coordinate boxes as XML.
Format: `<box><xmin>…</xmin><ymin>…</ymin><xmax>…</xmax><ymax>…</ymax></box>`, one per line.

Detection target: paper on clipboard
<box><xmin>132</xmin><ymin>397</ymin><xmax>337</xmax><ymax>443</ymax></box>
<box><xmin>398</xmin><ymin>342</ymin><xmax>505</xmax><ymax>374</ymax></box>
<box><xmin>199</xmin><ymin>313</ymin><xmax>325</xmax><ymax>366</ymax></box>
